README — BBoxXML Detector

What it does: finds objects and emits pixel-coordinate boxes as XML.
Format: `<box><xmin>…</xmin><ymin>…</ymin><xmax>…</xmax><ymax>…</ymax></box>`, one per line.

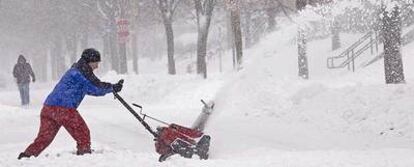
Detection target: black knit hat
<box><xmin>81</xmin><ymin>48</ymin><xmax>101</xmax><ymax>63</ymax></box>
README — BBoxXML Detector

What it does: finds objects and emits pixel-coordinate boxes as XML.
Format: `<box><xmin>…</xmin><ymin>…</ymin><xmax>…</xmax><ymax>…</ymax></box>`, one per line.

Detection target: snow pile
<box><xmin>209</xmin><ymin>16</ymin><xmax>414</xmax><ymax>138</ymax></box>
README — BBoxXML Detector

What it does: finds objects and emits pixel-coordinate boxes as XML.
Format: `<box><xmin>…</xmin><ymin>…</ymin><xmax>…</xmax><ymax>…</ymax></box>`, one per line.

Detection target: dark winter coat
<box><xmin>13</xmin><ymin>55</ymin><xmax>35</xmax><ymax>84</ymax></box>
<box><xmin>44</xmin><ymin>58</ymin><xmax>113</xmax><ymax>109</ymax></box>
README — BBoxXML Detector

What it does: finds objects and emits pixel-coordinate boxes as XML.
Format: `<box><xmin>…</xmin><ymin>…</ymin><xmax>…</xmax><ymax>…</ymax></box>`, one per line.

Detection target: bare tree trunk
<box><xmin>51</xmin><ymin>35</ymin><xmax>65</xmax><ymax>80</ymax></box>
<box><xmin>41</xmin><ymin>49</ymin><xmax>48</xmax><ymax>81</ymax></box>
<box><xmin>243</xmin><ymin>9</ymin><xmax>252</xmax><ymax>48</ymax></box>
<box><xmin>103</xmin><ymin>34</ymin><xmax>111</xmax><ymax>72</ymax></box>
<box><xmin>164</xmin><ymin>21</ymin><xmax>176</xmax><ymax>75</ymax></box>
<box><xmin>109</xmin><ymin>18</ymin><xmax>120</xmax><ymax>73</ymax></box>
<box><xmin>118</xmin><ymin>0</ymin><xmax>129</xmax><ymax>74</ymax></box>
<box><xmin>110</xmin><ymin>31</ymin><xmax>119</xmax><ymax>73</ymax></box>
<box><xmin>266</xmin><ymin>1</ymin><xmax>277</xmax><ymax>32</ymax></box>
<box><xmin>197</xmin><ymin>29</ymin><xmax>209</xmax><ymax>78</ymax></box>
<box><xmin>331</xmin><ymin>19</ymin><xmax>341</xmax><ymax>51</ymax></box>
<box><xmin>231</xmin><ymin>8</ymin><xmax>243</xmax><ymax>70</ymax></box>
<box><xmin>296</xmin><ymin>0</ymin><xmax>307</xmax><ymax>11</ymax></box>
<box><xmin>132</xmin><ymin>33</ymin><xmax>139</xmax><ymax>74</ymax></box>
<box><xmin>296</xmin><ymin>0</ymin><xmax>309</xmax><ymax>79</ymax></box>
<box><xmin>66</xmin><ymin>33</ymin><xmax>78</xmax><ymax>64</ymax></box>
<box><xmin>195</xmin><ymin>0</ymin><xmax>215</xmax><ymax>79</ymax></box>
<box><xmin>298</xmin><ymin>30</ymin><xmax>309</xmax><ymax>79</ymax></box>
<box><xmin>153</xmin><ymin>0</ymin><xmax>179</xmax><ymax>75</ymax></box>
<box><xmin>226</xmin><ymin>11</ymin><xmax>236</xmax><ymax>70</ymax></box>
<box><xmin>218</xmin><ymin>27</ymin><xmax>224</xmax><ymax>72</ymax></box>
<box><xmin>50</xmin><ymin>47</ymin><xmax>56</xmax><ymax>80</ymax></box>
<box><xmin>43</xmin><ymin>50</ymin><xmax>49</xmax><ymax>81</ymax></box>
<box><xmin>119</xmin><ymin>43</ymin><xmax>128</xmax><ymax>74</ymax></box>
<box><xmin>56</xmin><ymin>36</ymin><xmax>65</xmax><ymax>78</ymax></box>
<box><xmin>383</xmin><ymin>6</ymin><xmax>405</xmax><ymax>84</ymax></box>
<box><xmin>33</xmin><ymin>49</ymin><xmax>48</xmax><ymax>82</ymax></box>
<box><xmin>331</xmin><ymin>29</ymin><xmax>340</xmax><ymax>51</ymax></box>
<box><xmin>98</xmin><ymin>0</ymin><xmax>122</xmax><ymax>73</ymax></box>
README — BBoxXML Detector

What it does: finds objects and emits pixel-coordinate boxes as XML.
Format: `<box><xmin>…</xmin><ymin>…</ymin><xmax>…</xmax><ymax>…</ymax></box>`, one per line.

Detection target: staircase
<box><xmin>326</xmin><ymin>31</ymin><xmax>380</xmax><ymax>72</ymax></box>
<box><xmin>327</xmin><ymin>4</ymin><xmax>414</xmax><ymax>71</ymax></box>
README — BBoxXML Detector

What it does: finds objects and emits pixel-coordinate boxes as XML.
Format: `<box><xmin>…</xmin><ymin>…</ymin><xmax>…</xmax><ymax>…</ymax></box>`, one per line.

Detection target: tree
<box><xmin>227</xmin><ymin>0</ymin><xmax>243</xmax><ymax>71</ymax></box>
<box><xmin>153</xmin><ymin>0</ymin><xmax>180</xmax><ymax>75</ymax></box>
<box><xmin>98</xmin><ymin>0</ymin><xmax>121</xmax><ymax>73</ymax></box>
<box><xmin>331</xmin><ymin>18</ymin><xmax>341</xmax><ymax>51</ymax></box>
<box><xmin>383</xmin><ymin>6</ymin><xmax>405</xmax><ymax>84</ymax></box>
<box><xmin>241</xmin><ymin>1</ymin><xmax>253</xmax><ymax>48</ymax></box>
<box><xmin>240</xmin><ymin>0</ymin><xmax>260</xmax><ymax>48</ymax></box>
<box><xmin>46</xmin><ymin>0</ymin><xmax>70</xmax><ymax>80</ymax></box>
<box><xmin>128</xmin><ymin>0</ymin><xmax>141</xmax><ymax>75</ymax></box>
<box><xmin>264</xmin><ymin>0</ymin><xmax>278</xmax><ymax>32</ymax></box>
<box><xmin>77</xmin><ymin>0</ymin><xmax>111</xmax><ymax>70</ymax></box>
<box><xmin>296</xmin><ymin>0</ymin><xmax>309</xmax><ymax>79</ymax></box>
<box><xmin>194</xmin><ymin>0</ymin><xmax>216</xmax><ymax>78</ymax></box>
<box><xmin>118</xmin><ymin>0</ymin><xmax>129</xmax><ymax>74</ymax></box>
<box><xmin>128</xmin><ymin>0</ymin><xmax>161</xmax><ymax>74</ymax></box>
<box><xmin>296</xmin><ymin>0</ymin><xmax>307</xmax><ymax>11</ymax></box>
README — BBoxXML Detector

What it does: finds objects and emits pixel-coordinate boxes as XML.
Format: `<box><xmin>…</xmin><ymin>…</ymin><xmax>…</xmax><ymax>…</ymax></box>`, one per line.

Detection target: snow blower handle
<box><xmin>201</xmin><ymin>99</ymin><xmax>208</xmax><ymax>107</ymax></box>
<box><xmin>113</xmin><ymin>91</ymin><xmax>158</xmax><ymax>138</ymax></box>
<box><xmin>132</xmin><ymin>103</ymin><xmax>170</xmax><ymax>126</ymax></box>
<box><xmin>132</xmin><ymin>103</ymin><xmax>142</xmax><ymax>109</ymax></box>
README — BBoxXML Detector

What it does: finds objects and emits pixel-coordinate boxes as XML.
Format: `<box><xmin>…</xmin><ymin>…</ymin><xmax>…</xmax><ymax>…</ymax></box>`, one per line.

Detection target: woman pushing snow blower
<box><xmin>18</xmin><ymin>48</ymin><xmax>124</xmax><ymax>160</ymax></box>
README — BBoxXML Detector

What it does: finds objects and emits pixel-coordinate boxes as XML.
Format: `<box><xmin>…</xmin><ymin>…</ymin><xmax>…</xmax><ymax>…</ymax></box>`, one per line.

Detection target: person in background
<box><xmin>13</xmin><ymin>55</ymin><xmax>35</xmax><ymax>106</ymax></box>
<box><xmin>18</xmin><ymin>48</ymin><xmax>123</xmax><ymax>159</ymax></box>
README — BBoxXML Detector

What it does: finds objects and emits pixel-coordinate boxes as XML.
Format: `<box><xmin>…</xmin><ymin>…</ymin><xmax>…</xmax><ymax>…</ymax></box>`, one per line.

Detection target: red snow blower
<box><xmin>113</xmin><ymin>92</ymin><xmax>213</xmax><ymax>162</ymax></box>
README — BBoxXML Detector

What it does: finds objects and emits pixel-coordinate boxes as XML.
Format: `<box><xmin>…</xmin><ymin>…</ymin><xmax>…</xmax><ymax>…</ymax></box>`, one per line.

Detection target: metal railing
<box><xmin>327</xmin><ymin>4</ymin><xmax>414</xmax><ymax>71</ymax></box>
<box><xmin>326</xmin><ymin>31</ymin><xmax>379</xmax><ymax>71</ymax></box>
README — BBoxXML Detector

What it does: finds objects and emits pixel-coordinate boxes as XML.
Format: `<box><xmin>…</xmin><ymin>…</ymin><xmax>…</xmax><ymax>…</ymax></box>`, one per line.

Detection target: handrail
<box><xmin>335</xmin><ymin>31</ymin><xmax>373</xmax><ymax>59</ymax></box>
<box><xmin>327</xmin><ymin>4</ymin><xmax>414</xmax><ymax>71</ymax></box>
<box><xmin>327</xmin><ymin>31</ymin><xmax>378</xmax><ymax>70</ymax></box>
<box><xmin>337</xmin><ymin>38</ymin><xmax>378</xmax><ymax>68</ymax></box>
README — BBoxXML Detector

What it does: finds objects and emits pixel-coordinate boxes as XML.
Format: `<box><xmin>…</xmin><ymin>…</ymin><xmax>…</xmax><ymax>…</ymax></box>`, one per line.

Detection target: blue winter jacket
<box><xmin>44</xmin><ymin>59</ymin><xmax>113</xmax><ymax>109</ymax></box>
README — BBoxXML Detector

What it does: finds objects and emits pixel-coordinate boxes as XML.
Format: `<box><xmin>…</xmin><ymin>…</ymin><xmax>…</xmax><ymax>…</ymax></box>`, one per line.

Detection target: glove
<box><xmin>113</xmin><ymin>79</ymin><xmax>124</xmax><ymax>93</ymax></box>
<box><xmin>32</xmin><ymin>77</ymin><xmax>36</xmax><ymax>83</ymax></box>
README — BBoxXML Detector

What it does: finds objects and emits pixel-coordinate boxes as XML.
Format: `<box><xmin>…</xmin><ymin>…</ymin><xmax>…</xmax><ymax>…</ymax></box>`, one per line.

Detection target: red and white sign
<box><xmin>117</xmin><ymin>18</ymin><xmax>130</xmax><ymax>43</ymax></box>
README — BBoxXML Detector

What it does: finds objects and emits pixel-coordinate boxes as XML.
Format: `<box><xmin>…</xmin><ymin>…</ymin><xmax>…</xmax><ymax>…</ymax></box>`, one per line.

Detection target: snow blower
<box><xmin>113</xmin><ymin>92</ymin><xmax>213</xmax><ymax>162</ymax></box>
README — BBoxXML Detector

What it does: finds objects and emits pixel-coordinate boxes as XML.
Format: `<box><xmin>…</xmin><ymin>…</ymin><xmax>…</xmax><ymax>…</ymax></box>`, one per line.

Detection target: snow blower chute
<box><xmin>113</xmin><ymin>91</ymin><xmax>213</xmax><ymax>162</ymax></box>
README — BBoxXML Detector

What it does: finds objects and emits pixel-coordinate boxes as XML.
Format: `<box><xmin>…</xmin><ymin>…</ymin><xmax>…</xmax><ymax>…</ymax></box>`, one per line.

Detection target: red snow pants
<box><xmin>24</xmin><ymin>105</ymin><xmax>91</xmax><ymax>156</ymax></box>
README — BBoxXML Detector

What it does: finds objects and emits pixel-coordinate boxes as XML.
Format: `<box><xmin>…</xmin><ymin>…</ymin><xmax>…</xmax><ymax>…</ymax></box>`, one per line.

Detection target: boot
<box><xmin>76</xmin><ymin>149</ymin><xmax>92</xmax><ymax>155</ymax></box>
<box><xmin>17</xmin><ymin>152</ymin><xmax>31</xmax><ymax>160</ymax></box>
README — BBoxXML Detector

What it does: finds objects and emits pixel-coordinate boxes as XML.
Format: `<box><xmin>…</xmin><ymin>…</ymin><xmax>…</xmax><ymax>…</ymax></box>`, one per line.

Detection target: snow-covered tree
<box><xmin>382</xmin><ymin>6</ymin><xmax>405</xmax><ymax>84</ymax></box>
<box><xmin>227</xmin><ymin>0</ymin><xmax>243</xmax><ymax>71</ymax></box>
<box><xmin>296</xmin><ymin>0</ymin><xmax>309</xmax><ymax>79</ymax></box>
<box><xmin>128</xmin><ymin>0</ymin><xmax>142</xmax><ymax>75</ymax></box>
<box><xmin>331</xmin><ymin>19</ymin><xmax>341</xmax><ymax>50</ymax></box>
<box><xmin>194</xmin><ymin>0</ymin><xmax>216</xmax><ymax>78</ymax></box>
<box><xmin>118</xmin><ymin>0</ymin><xmax>129</xmax><ymax>74</ymax></box>
<box><xmin>153</xmin><ymin>0</ymin><xmax>181</xmax><ymax>75</ymax></box>
<box><xmin>98</xmin><ymin>0</ymin><xmax>122</xmax><ymax>73</ymax></box>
